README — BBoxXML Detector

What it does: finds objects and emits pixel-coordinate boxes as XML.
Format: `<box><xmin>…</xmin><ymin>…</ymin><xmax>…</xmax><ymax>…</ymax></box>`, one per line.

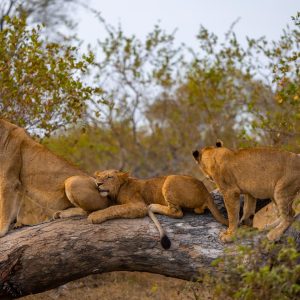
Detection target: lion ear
<box><xmin>94</xmin><ymin>170</ymin><xmax>102</xmax><ymax>177</ymax></box>
<box><xmin>192</xmin><ymin>150</ymin><xmax>201</xmax><ymax>162</ymax></box>
<box><xmin>216</xmin><ymin>140</ymin><xmax>223</xmax><ymax>148</ymax></box>
<box><xmin>118</xmin><ymin>171</ymin><xmax>129</xmax><ymax>180</ymax></box>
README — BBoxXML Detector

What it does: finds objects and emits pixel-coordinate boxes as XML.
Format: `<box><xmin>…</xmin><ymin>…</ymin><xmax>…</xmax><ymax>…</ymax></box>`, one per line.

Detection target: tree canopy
<box><xmin>0</xmin><ymin>15</ymin><xmax>101</xmax><ymax>137</ymax></box>
<box><xmin>0</xmin><ymin>5</ymin><xmax>299</xmax><ymax>176</ymax></box>
<box><xmin>47</xmin><ymin>12</ymin><xmax>300</xmax><ymax>177</ymax></box>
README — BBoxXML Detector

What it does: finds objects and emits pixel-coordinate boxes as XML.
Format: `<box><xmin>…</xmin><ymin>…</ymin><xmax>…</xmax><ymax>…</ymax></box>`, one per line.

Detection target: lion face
<box><xmin>94</xmin><ymin>169</ymin><xmax>129</xmax><ymax>198</ymax></box>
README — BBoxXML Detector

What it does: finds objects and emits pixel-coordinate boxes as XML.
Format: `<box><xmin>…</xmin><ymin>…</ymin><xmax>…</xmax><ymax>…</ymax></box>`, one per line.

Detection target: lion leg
<box><xmin>0</xmin><ymin>182</ymin><xmax>22</xmax><ymax>237</ymax></box>
<box><xmin>88</xmin><ymin>202</ymin><xmax>148</xmax><ymax>224</ymax></box>
<box><xmin>53</xmin><ymin>207</ymin><xmax>88</xmax><ymax>220</ymax></box>
<box><xmin>148</xmin><ymin>204</ymin><xmax>183</xmax><ymax>218</ymax></box>
<box><xmin>240</xmin><ymin>194</ymin><xmax>256</xmax><ymax>226</ymax></box>
<box><xmin>267</xmin><ymin>189</ymin><xmax>295</xmax><ymax>241</ymax></box>
<box><xmin>220</xmin><ymin>190</ymin><xmax>240</xmax><ymax>242</ymax></box>
<box><xmin>0</xmin><ymin>140</ymin><xmax>22</xmax><ymax>237</ymax></box>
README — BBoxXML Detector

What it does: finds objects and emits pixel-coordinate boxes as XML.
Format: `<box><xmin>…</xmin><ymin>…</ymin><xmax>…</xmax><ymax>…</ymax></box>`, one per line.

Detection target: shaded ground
<box><xmin>21</xmin><ymin>271</ymin><xmax>211</xmax><ymax>300</ymax></box>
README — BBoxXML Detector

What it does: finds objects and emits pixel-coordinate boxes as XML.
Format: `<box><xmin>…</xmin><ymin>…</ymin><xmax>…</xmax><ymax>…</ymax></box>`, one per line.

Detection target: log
<box><xmin>0</xmin><ymin>213</ymin><xmax>226</xmax><ymax>299</ymax></box>
<box><xmin>0</xmin><ymin>194</ymin><xmax>299</xmax><ymax>299</ymax></box>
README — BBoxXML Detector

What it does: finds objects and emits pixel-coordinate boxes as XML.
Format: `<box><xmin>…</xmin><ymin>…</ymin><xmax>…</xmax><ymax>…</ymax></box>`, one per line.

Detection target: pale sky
<box><xmin>76</xmin><ymin>0</ymin><xmax>299</xmax><ymax>48</ymax></box>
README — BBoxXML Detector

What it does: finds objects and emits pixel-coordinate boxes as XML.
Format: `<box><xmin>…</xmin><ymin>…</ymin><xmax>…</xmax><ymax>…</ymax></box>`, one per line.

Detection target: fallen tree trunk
<box><xmin>0</xmin><ymin>199</ymin><xmax>299</xmax><ymax>299</ymax></box>
<box><xmin>0</xmin><ymin>212</ymin><xmax>227</xmax><ymax>298</ymax></box>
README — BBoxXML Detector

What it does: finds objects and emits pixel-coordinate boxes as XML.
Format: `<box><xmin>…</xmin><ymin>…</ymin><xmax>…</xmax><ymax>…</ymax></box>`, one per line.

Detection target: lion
<box><xmin>0</xmin><ymin>119</ymin><xmax>109</xmax><ymax>237</ymax></box>
<box><xmin>192</xmin><ymin>141</ymin><xmax>300</xmax><ymax>242</ymax></box>
<box><xmin>88</xmin><ymin>169</ymin><xmax>228</xmax><ymax>249</ymax></box>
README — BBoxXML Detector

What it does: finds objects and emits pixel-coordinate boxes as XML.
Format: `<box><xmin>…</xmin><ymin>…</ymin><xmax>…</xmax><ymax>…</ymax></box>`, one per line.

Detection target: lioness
<box><xmin>0</xmin><ymin>119</ymin><xmax>109</xmax><ymax>237</ymax></box>
<box><xmin>88</xmin><ymin>169</ymin><xmax>228</xmax><ymax>248</ymax></box>
<box><xmin>192</xmin><ymin>141</ymin><xmax>300</xmax><ymax>242</ymax></box>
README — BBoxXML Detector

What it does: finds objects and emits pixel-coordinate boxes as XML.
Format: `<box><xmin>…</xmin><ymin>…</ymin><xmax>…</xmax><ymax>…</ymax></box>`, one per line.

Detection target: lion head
<box><xmin>192</xmin><ymin>140</ymin><xmax>224</xmax><ymax>181</ymax></box>
<box><xmin>94</xmin><ymin>169</ymin><xmax>129</xmax><ymax>198</ymax></box>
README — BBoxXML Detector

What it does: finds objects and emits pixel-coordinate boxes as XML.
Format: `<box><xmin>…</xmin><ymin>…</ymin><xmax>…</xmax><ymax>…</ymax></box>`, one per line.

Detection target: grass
<box><xmin>21</xmin><ymin>271</ymin><xmax>211</xmax><ymax>300</ymax></box>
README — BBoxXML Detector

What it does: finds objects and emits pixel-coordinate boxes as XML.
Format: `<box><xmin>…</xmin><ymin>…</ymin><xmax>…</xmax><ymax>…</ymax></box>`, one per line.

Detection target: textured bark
<box><xmin>0</xmin><ymin>195</ymin><xmax>299</xmax><ymax>299</ymax></box>
<box><xmin>0</xmin><ymin>213</ymin><xmax>226</xmax><ymax>298</ymax></box>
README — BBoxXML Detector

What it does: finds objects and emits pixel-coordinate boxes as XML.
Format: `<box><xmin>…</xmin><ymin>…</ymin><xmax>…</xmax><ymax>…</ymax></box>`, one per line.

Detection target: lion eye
<box><xmin>107</xmin><ymin>176</ymin><xmax>113</xmax><ymax>179</ymax></box>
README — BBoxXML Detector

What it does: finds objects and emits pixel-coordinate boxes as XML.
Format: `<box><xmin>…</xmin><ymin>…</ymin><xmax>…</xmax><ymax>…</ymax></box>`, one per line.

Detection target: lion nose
<box><xmin>96</xmin><ymin>182</ymin><xmax>103</xmax><ymax>187</ymax></box>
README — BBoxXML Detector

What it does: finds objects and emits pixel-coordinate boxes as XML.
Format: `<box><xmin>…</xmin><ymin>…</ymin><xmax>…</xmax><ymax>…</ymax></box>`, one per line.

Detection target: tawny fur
<box><xmin>89</xmin><ymin>169</ymin><xmax>228</xmax><ymax>227</ymax></box>
<box><xmin>0</xmin><ymin>119</ymin><xmax>109</xmax><ymax>237</ymax></box>
<box><xmin>193</xmin><ymin>144</ymin><xmax>300</xmax><ymax>242</ymax></box>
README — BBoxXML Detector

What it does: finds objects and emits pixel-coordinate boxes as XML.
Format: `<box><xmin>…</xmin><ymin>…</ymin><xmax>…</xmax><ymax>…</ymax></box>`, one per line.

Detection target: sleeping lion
<box><xmin>88</xmin><ymin>169</ymin><xmax>228</xmax><ymax>249</ymax></box>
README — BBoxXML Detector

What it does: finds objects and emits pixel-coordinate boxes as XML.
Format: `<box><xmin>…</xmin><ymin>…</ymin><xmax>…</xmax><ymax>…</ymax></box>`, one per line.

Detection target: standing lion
<box><xmin>193</xmin><ymin>141</ymin><xmax>300</xmax><ymax>242</ymax></box>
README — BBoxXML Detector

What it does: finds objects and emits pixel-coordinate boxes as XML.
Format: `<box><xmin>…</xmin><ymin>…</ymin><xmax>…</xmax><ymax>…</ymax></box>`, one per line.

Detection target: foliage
<box><xmin>0</xmin><ymin>0</ymin><xmax>84</xmax><ymax>39</ymax></box>
<box><xmin>0</xmin><ymin>15</ymin><xmax>101</xmax><ymax>136</ymax></box>
<box><xmin>206</xmin><ymin>235</ymin><xmax>300</xmax><ymax>300</ymax></box>
<box><xmin>148</xmin><ymin>14</ymin><xmax>300</xmax><ymax>150</ymax></box>
<box><xmin>44</xmin><ymin>125</ymin><xmax>120</xmax><ymax>173</ymax></box>
<box><xmin>86</xmin><ymin>16</ymin><xmax>185</xmax><ymax>176</ymax></box>
<box><xmin>44</xmin><ymin>12</ymin><xmax>299</xmax><ymax>178</ymax></box>
<box><xmin>245</xmin><ymin>12</ymin><xmax>300</xmax><ymax>148</ymax></box>
<box><xmin>1</xmin><ymin>3</ymin><xmax>299</xmax><ymax>177</ymax></box>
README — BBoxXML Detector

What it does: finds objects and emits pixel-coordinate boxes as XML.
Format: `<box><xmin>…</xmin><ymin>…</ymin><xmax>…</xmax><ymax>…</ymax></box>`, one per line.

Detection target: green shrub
<box><xmin>206</xmin><ymin>232</ymin><xmax>300</xmax><ymax>300</ymax></box>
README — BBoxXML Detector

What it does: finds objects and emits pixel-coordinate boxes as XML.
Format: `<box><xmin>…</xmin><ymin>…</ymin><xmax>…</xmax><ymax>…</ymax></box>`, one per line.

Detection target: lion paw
<box><xmin>219</xmin><ymin>230</ymin><xmax>234</xmax><ymax>243</ymax></box>
<box><xmin>194</xmin><ymin>207</ymin><xmax>205</xmax><ymax>214</ymax></box>
<box><xmin>52</xmin><ymin>211</ymin><xmax>62</xmax><ymax>220</ymax></box>
<box><xmin>267</xmin><ymin>229</ymin><xmax>281</xmax><ymax>241</ymax></box>
<box><xmin>14</xmin><ymin>222</ymin><xmax>24</xmax><ymax>229</ymax></box>
<box><xmin>239</xmin><ymin>218</ymin><xmax>253</xmax><ymax>227</ymax></box>
<box><xmin>87</xmin><ymin>214</ymin><xmax>95</xmax><ymax>224</ymax></box>
<box><xmin>87</xmin><ymin>212</ymin><xmax>106</xmax><ymax>224</ymax></box>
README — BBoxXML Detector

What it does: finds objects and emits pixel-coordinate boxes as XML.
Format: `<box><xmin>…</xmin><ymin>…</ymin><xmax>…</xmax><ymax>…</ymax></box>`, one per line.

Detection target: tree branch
<box><xmin>0</xmin><ymin>213</ymin><xmax>226</xmax><ymax>298</ymax></box>
<box><xmin>0</xmin><ymin>0</ymin><xmax>16</xmax><ymax>31</ymax></box>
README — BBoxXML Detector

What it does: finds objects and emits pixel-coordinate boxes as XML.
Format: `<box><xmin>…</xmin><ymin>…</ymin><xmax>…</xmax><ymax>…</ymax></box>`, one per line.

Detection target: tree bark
<box><xmin>0</xmin><ymin>196</ymin><xmax>299</xmax><ymax>299</ymax></box>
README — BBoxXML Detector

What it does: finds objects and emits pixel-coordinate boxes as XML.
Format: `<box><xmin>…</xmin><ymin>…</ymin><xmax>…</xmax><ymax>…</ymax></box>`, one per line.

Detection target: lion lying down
<box><xmin>86</xmin><ymin>169</ymin><xmax>228</xmax><ymax>249</ymax></box>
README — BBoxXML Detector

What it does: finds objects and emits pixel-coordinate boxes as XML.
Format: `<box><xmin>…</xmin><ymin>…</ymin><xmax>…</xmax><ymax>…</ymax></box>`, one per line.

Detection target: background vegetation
<box><xmin>45</xmin><ymin>12</ymin><xmax>300</xmax><ymax>177</ymax></box>
<box><xmin>1</xmin><ymin>1</ymin><xmax>299</xmax><ymax>178</ymax></box>
<box><xmin>207</xmin><ymin>233</ymin><xmax>300</xmax><ymax>300</ymax></box>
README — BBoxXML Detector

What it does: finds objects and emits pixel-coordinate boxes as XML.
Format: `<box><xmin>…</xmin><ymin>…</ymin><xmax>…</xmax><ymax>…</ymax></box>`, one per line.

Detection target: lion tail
<box><xmin>206</xmin><ymin>194</ymin><xmax>229</xmax><ymax>226</ymax></box>
<box><xmin>148</xmin><ymin>209</ymin><xmax>171</xmax><ymax>250</ymax></box>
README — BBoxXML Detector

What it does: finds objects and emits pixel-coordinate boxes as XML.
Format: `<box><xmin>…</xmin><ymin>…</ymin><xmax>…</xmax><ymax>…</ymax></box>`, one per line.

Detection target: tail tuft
<box><xmin>160</xmin><ymin>234</ymin><xmax>171</xmax><ymax>250</ymax></box>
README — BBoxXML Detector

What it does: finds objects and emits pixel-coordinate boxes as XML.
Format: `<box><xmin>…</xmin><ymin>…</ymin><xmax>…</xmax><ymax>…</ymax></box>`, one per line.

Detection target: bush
<box><xmin>206</xmin><ymin>232</ymin><xmax>300</xmax><ymax>300</ymax></box>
